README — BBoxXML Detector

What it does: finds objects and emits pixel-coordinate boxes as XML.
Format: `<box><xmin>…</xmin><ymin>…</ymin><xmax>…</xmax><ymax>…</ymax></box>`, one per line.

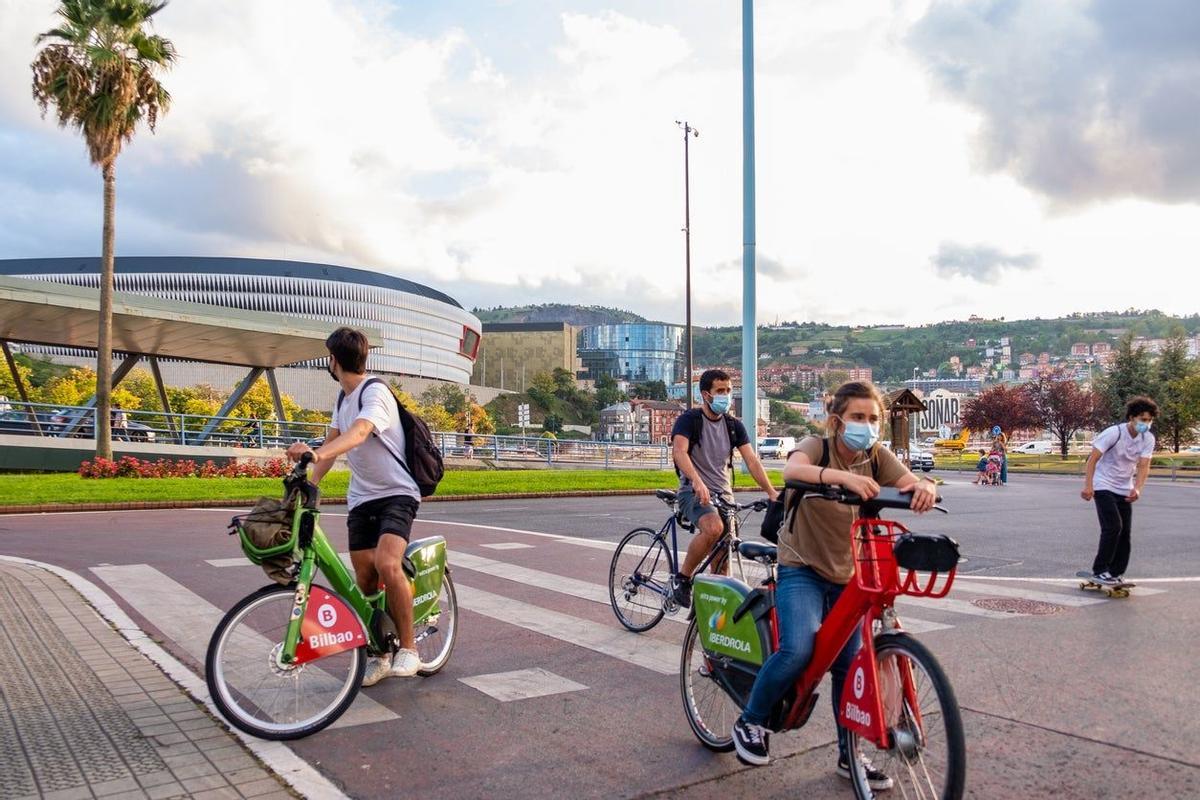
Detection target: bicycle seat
<box><xmin>655</xmin><ymin>489</ymin><xmax>678</xmax><ymax>503</ymax></box>
<box><xmin>739</xmin><ymin>541</ymin><xmax>777</xmax><ymax>563</ymax></box>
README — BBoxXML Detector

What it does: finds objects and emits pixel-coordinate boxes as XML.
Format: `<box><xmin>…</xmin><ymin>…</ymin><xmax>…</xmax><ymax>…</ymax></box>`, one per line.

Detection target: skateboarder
<box><xmin>1080</xmin><ymin>396</ymin><xmax>1157</xmax><ymax>586</ymax></box>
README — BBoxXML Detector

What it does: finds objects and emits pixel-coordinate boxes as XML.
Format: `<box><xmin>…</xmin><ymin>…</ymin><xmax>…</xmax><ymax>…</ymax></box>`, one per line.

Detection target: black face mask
<box><xmin>327</xmin><ymin>360</ymin><xmax>339</xmax><ymax>383</ymax></box>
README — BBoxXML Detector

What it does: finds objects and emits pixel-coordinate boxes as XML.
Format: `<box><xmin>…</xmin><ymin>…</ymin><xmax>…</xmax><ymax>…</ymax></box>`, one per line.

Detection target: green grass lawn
<box><xmin>0</xmin><ymin>469</ymin><xmax>788</xmax><ymax>507</ymax></box>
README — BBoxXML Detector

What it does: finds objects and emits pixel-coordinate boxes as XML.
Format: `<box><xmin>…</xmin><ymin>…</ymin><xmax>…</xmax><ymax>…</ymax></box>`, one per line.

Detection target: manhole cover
<box><xmin>970</xmin><ymin>597</ymin><xmax>1064</xmax><ymax>615</ymax></box>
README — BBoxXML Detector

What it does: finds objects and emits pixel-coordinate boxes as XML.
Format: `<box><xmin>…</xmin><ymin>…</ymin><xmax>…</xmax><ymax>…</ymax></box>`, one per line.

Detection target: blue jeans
<box><xmin>742</xmin><ymin>565</ymin><xmax>861</xmax><ymax>759</ymax></box>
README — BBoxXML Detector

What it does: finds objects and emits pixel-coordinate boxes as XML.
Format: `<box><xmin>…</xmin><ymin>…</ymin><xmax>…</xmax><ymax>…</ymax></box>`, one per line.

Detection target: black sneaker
<box><xmin>732</xmin><ymin>717</ymin><xmax>770</xmax><ymax>766</ymax></box>
<box><xmin>672</xmin><ymin>574</ymin><xmax>692</xmax><ymax>608</ymax></box>
<box><xmin>1093</xmin><ymin>572</ymin><xmax>1120</xmax><ymax>586</ymax></box>
<box><xmin>838</xmin><ymin>755</ymin><xmax>894</xmax><ymax>791</ymax></box>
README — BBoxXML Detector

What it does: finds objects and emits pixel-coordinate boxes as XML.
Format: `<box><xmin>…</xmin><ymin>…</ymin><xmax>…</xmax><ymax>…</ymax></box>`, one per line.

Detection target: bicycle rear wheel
<box><xmin>206</xmin><ymin>585</ymin><xmax>365</xmax><ymax>740</ymax></box>
<box><xmin>608</xmin><ymin>527</ymin><xmax>669</xmax><ymax>632</ymax></box>
<box><xmin>416</xmin><ymin>571</ymin><xmax>458</xmax><ymax>675</ymax></box>
<box><xmin>679</xmin><ymin>618</ymin><xmax>738</xmax><ymax>751</ymax></box>
<box><xmin>846</xmin><ymin>632</ymin><xmax>966</xmax><ymax>800</ymax></box>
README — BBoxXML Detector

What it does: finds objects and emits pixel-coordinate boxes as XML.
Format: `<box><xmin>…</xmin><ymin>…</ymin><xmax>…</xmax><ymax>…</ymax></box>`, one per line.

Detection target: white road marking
<box><xmin>453</xmin><ymin>583</ymin><xmax>679</xmax><ymax>675</ymax></box>
<box><xmin>479</xmin><ymin>542</ymin><xmax>535</xmax><ymax>550</ymax></box>
<box><xmin>950</xmin><ymin>579</ymin><xmax>1164</xmax><ymax>603</ymax></box>
<box><xmin>89</xmin><ymin>564</ymin><xmax>398</xmax><ymax>729</ymax></box>
<box><xmin>459</xmin><ymin>668</ymin><xmax>587</xmax><ymax>702</ymax></box>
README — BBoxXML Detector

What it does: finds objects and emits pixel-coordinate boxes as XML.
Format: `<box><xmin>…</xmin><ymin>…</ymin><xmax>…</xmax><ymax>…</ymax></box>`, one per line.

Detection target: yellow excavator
<box><xmin>934</xmin><ymin>429</ymin><xmax>971</xmax><ymax>450</ymax></box>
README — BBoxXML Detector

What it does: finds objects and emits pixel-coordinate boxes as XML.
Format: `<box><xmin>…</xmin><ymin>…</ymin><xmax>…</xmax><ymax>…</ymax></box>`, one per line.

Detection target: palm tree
<box><xmin>31</xmin><ymin>0</ymin><xmax>176</xmax><ymax>459</ymax></box>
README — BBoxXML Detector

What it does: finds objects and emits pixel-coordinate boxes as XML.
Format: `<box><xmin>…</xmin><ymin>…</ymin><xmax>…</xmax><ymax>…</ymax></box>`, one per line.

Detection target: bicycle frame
<box><xmin>772</xmin><ymin>516</ymin><xmax>956</xmax><ymax>748</ymax></box>
<box><xmin>633</xmin><ymin>507</ymin><xmax>747</xmax><ymax>605</ymax></box>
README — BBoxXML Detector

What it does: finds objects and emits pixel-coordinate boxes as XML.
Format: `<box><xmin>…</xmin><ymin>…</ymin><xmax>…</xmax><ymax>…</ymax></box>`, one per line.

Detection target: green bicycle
<box><xmin>205</xmin><ymin>453</ymin><xmax>458</xmax><ymax>739</ymax></box>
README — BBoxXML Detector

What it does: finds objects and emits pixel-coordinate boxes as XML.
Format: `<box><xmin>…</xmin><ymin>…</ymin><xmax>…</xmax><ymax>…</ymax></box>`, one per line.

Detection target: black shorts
<box><xmin>346</xmin><ymin>495</ymin><xmax>419</xmax><ymax>551</ymax></box>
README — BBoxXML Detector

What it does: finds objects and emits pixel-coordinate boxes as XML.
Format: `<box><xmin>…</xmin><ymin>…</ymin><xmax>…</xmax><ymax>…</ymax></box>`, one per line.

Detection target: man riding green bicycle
<box><xmin>287</xmin><ymin>327</ymin><xmax>422</xmax><ymax>685</ymax></box>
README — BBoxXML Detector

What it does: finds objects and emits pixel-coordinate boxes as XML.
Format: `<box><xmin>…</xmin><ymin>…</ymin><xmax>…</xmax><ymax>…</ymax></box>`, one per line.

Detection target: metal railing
<box><xmin>0</xmin><ymin>400</ymin><xmax>673</xmax><ymax>469</ymax></box>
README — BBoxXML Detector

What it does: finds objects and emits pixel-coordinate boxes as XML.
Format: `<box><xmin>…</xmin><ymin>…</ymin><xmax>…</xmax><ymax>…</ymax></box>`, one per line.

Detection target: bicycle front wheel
<box><xmin>608</xmin><ymin>527</ymin><xmax>669</xmax><ymax>632</ymax></box>
<box><xmin>680</xmin><ymin>618</ymin><xmax>738</xmax><ymax>751</ymax></box>
<box><xmin>846</xmin><ymin>632</ymin><xmax>966</xmax><ymax>800</ymax></box>
<box><xmin>205</xmin><ymin>585</ymin><xmax>365</xmax><ymax>740</ymax></box>
<box><xmin>416</xmin><ymin>571</ymin><xmax>458</xmax><ymax>676</ymax></box>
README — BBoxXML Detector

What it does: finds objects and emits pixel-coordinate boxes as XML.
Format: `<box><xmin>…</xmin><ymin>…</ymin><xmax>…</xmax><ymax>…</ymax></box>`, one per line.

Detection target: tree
<box><xmin>629</xmin><ymin>380</ymin><xmax>668</xmax><ymax>401</ymax></box>
<box><xmin>594</xmin><ymin>375</ymin><xmax>624</xmax><ymax>409</ymax></box>
<box><xmin>1154</xmin><ymin>330</ymin><xmax>1197</xmax><ymax>452</ymax></box>
<box><xmin>960</xmin><ymin>384</ymin><xmax>1040</xmax><ymax>437</ymax></box>
<box><xmin>1028</xmin><ymin>372</ymin><xmax>1107</xmax><ymax>459</ymax></box>
<box><xmin>542</xmin><ymin>413</ymin><xmax>564</xmax><ymax>433</ymax></box>
<box><xmin>550</xmin><ymin>368</ymin><xmax>577</xmax><ymax>399</ymax></box>
<box><xmin>1096</xmin><ymin>333</ymin><xmax>1156</xmax><ymax>420</ymax></box>
<box><xmin>421</xmin><ymin>383</ymin><xmax>469</xmax><ymax>416</ymax></box>
<box><xmin>32</xmin><ymin>0</ymin><xmax>176</xmax><ymax>459</ymax></box>
<box><xmin>821</xmin><ymin>369</ymin><xmax>850</xmax><ymax>390</ymax></box>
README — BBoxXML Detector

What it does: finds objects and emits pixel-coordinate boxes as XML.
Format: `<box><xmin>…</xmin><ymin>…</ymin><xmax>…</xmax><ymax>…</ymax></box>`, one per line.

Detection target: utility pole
<box><xmin>676</xmin><ymin>120</ymin><xmax>699</xmax><ymax>408</ymax></box>
<box><xmin>741</xmin><ymin>0</ymin><xmax>759</xmax><ymax>446</ymax></box>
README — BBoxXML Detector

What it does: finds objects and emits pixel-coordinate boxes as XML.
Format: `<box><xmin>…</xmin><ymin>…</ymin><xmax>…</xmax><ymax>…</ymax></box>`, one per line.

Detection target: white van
<box><xmin>1011</xmin><ymin>440</ymin><xmax>1054</xmax><ymax>455</ymax></box>
<box><xmin>758</xmin><ymin>436</ymin><xmax>797</xmax><ymax>458</ymax></box>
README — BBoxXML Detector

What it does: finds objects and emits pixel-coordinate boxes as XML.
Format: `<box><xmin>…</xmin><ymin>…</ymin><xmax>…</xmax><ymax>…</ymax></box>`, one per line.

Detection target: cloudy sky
<box><xmin>2</xmin><ymin>0</ymin><xmax>1198</xmax><ymax>326</ymax></box>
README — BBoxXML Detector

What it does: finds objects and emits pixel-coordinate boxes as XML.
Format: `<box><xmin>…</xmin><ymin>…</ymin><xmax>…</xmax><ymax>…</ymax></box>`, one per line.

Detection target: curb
<box><xmin>0</xmin><ymin>555</ymin><xmax>350</xmax><ymax>800</ymax></box>
<box><xmin>0</xmin><ymin>487</ymin><xmax>711</xmax><ymax>514</ymax></box>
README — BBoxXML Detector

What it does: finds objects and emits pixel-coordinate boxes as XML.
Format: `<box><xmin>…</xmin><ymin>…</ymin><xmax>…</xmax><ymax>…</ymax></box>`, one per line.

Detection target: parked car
<box><xmin>909</xmin><ymin>446</ymin><xmax>935</xmax><ymax>472</ymax></box>
<box><xmin>47</xmin><ymin>411</ymin><xmax>157</xmax><ymax>442</ymax></box>
<box><xmin>1011</xmin><ymin>440</ymin><xmax>1054</xmax><ymax>455</ymax></box>
<box><xmin>758</xmin><ymin>436</ymin><xmax>797</xmax><ymax>459</ymax></box>
<box><xmin>0</xmin><ymin>410</ymin><xmax>59</xmax><ymax>436</ymax></box>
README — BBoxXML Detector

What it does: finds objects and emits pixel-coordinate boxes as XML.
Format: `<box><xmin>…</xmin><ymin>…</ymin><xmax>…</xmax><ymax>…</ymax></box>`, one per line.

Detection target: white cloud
<box><xmin>1</xmin><ymin>0</ymin><xmax>1198</xmax><ymax>328</ymax></box>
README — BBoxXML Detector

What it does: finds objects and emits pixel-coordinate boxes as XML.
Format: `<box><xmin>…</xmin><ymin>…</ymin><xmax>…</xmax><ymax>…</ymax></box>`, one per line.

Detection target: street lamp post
<box><xmin>676</xmin><ymin>120</ymin><xmax>699</xmax><ymax>409</ymax></box>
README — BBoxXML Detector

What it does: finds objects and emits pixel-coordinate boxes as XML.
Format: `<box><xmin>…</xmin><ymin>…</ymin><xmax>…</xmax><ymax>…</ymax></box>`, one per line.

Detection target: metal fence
<box><xmin>0</xmin><ymin>400</ymin><xmax>672</xmax><ymax>469</ymax></box>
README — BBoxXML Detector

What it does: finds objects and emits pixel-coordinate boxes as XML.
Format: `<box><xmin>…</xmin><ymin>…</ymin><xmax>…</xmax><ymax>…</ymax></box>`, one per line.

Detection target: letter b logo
<box><xmin>317</xmin><ymin>603</ymin><xmax>338</xmax><ymax>629</ymax></box>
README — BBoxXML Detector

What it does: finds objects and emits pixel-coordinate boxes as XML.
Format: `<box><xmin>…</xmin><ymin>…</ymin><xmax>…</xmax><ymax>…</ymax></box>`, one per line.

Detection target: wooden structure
<box><xmin>884</xmin><ymin>389</ymin><xmax>927</xmax><ymax>467</ymax></box>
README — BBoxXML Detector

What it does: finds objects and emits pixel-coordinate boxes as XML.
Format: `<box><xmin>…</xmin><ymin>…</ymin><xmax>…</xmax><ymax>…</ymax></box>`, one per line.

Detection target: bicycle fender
<box><xmin>838</xmin><ymin>637</ymin><xmax>888</xmax><ymax>748</ymax></box>
<box><xmin>292</xmin><ymin>586</ymin><xmax>367</xmax><ymax>665</ymax></box>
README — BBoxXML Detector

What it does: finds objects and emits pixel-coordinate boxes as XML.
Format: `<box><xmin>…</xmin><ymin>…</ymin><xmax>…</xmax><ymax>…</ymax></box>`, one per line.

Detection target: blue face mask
<box><xmin>841</xmin><ymin>420</ymin><xmax>880</xmax><ymax>451</ymax></box>
<box><xmin>1135</xmin><ymin>420</ymin><xmax>1151</xmax><ymax>434</ymax></box>
<box><xmin>708</xmin><ymin>393</ymin><xmax>731</xmax><ymax>415</ymax></box>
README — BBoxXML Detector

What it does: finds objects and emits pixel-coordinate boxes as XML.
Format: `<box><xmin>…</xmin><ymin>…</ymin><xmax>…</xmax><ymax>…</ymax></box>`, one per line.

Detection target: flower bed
<box><xmin>78</xmin><ymin>456</ymin><xmax>289</xmax><ymax>479</ymax></box>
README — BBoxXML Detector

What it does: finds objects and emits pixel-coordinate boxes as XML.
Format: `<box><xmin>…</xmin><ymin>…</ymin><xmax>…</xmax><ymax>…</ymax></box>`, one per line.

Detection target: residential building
<box><xmin>597</xmin><ymin>402</ymin><xmax>647</xmax><ymax>443</ymax></box>
<box><xmin>472</xmin><ymin>322</ymin><xmax>582</xmax><ymax>391</ymax></box>
<box><xmin>1071</xmin><ymin>343</ymin><xmax>1090</xmax><ymax>357</ymax></box>
<box><xmin>629</xmin><ymin>399</ymin><xmax>685</xmax><ymax>444</ymax></box>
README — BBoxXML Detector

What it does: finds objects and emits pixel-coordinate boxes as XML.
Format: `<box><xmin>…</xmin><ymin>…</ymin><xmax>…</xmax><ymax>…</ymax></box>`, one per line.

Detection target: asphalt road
<box><xmin>0</xmin><ymin>473</ymin><xmax>1197</xmax><ymax>799</ymax></box>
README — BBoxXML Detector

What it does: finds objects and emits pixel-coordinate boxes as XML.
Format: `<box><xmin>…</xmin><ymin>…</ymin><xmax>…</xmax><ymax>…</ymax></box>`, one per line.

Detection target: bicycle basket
<box><xmin>234</xmin><ymin>495</ymin><xmax>297</xmax><ymax>584</ymax></box>
<box><xmin>893</xmin><ymin>533</ymin><xmax>960</xmax><ymax>573</ymax></box>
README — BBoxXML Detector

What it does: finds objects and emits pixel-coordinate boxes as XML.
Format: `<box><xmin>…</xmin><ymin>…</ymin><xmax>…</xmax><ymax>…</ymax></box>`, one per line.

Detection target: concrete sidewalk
<box><xmin>0</xmin><ymin>560</ymin><xmax>295</xmax><ymax>800</ymax></box>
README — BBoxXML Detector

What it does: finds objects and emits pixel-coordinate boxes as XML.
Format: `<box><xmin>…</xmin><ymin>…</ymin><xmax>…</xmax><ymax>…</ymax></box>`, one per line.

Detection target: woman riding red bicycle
<box><xmin>733</xmin><ymin>381</ymin><xmax>938</xmax><ymax>789</ymax></box>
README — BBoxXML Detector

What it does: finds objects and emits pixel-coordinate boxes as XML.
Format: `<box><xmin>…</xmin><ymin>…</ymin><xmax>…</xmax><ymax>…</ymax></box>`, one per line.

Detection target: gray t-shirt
<box><xmin>679</xmin><ymin>414</ymin><xmax>734</xmax><ymax>495</ymax></box>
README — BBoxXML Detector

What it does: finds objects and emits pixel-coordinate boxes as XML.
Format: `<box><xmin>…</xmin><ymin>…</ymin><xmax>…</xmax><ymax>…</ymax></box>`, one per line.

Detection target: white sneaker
<box><xmin>362</xmin><ymin>654</ymin><xmax>393</xmax><ymax>686</ymax></box>
<box><xmin>390</xmin><ymin>648</ymin><xmax>421</xmax><ymax>677</ymax></box>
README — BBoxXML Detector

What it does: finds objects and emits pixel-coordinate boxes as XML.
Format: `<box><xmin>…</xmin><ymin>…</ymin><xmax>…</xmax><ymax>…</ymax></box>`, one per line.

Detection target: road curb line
<box><xmin>0</xmin><ymin>555</ymin><xmax>349</xmax><ymax>800</ymax></box>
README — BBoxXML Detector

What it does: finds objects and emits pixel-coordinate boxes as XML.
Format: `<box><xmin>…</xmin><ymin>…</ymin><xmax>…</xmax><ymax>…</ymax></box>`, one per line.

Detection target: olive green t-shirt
<box><xmin>777</xmin><ymin>436</ymin><xmax>909</xmax><ymax>584</ymax></box>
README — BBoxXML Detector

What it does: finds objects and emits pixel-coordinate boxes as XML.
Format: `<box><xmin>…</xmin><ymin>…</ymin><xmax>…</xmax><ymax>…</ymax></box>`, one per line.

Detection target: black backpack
<box><xmin>336</xmin><ymin>377</ymin><xmax>445</xmax><ymax>497</ymax></box>
<box><xmin>760</xmin><ymin>437</ymin><xmax>880</xmax><ymax>543</ymax></box>
<box><xmin>673</xmin><ymin>407</ymin><xmax>743</xmax><ymax>482</ymax></box>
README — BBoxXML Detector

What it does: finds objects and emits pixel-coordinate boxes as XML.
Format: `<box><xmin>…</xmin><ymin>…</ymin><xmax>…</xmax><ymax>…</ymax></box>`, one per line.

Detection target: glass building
<box><xmin>0</xmin><ymin>257</ymin><xmax>481</xmax><ymax>383</ymax></box>
<box><xmin>577</xmin><ymin>323</ymin><xmax>684</xmax><ymax>385</ymax></box>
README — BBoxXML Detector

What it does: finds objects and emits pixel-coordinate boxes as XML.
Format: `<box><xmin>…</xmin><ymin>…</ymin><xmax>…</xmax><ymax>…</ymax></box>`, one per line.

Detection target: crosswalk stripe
<box><xmin>452</xmin><ymin>583</ymin><xmax>679</xmax><ymax>675</ymax></box>
<box><xmin>951</xmin><ymin>579</ymin><xmax>1105</xmax><ymax>605</ymax></box>
<box><xmin>89</xmin><ymin>564</ymin><xmax>398</xmax><ymax>729</ymax></box>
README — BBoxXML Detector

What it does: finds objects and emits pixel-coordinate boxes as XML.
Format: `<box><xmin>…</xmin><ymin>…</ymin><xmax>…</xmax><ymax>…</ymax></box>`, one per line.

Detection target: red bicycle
<box><xmin>681</xmin><ymin>480</ymin><xmax>966</xmax><ymax>799</ymax></box>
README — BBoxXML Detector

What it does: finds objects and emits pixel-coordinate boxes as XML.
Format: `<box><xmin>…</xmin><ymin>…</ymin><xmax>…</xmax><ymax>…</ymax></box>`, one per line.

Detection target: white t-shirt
<box><xmin>330</xmin><ymin>378</ymin><xmax>420</xmax><ymax>509</ymax></box>
<box><xmin>1091</xmin><ymin>423</ymin><xmax>1154</xmax><ymax>494</ymax></box>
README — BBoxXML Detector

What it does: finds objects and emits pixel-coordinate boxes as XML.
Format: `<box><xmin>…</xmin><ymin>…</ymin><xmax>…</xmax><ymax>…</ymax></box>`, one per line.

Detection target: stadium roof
<box><xmin>0</xmin><ymin>255</ymin><xmax>462</xmax><ymax>309</ymax></box>
<box><xmin>0</xmin><ymin>275</ymin><xmax>373</xmax><ymax>368</ymax></box>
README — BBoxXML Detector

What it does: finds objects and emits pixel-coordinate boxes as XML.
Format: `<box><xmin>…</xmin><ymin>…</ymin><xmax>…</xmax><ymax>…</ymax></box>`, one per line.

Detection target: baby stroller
<box><xmin>983</xmin><ymin>451</ymin><xmax>1003</xmax><ymax>485</ymax></box>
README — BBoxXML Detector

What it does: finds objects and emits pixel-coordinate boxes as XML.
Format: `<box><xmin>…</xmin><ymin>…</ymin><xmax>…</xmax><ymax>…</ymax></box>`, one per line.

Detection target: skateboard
<box><xmin>1075</xmin><ymin>571</ymin><xmax>1136</xmax><ymax>598</ymax></box>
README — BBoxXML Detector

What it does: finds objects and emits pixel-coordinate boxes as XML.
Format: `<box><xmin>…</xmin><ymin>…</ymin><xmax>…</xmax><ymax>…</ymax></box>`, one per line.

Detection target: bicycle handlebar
<box><xmin>783</xmin><ymin>480</ymin><xmax>946</xmax><ymax>515</ymax></box>
<box><xmin>284</xmin><ymin>452</ymin><xmax>320</xmax><ymax>509</ymax></box>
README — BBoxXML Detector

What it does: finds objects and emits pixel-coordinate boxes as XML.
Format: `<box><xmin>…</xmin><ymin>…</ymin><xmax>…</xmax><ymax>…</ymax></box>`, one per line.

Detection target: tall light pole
<box><xmin>676</xmin><ymin>120</ymin><xmax>699</xmax><ymax>409</ymax></box>
<box><xmin>741</xmin><ymin>0</ymin><xmax>758</xmax><ymax>446</ymax></box>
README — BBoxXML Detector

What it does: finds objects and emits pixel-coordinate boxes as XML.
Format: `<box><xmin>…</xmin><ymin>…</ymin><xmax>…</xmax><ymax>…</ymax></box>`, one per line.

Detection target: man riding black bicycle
<box><xmin>671</xmin><ymin>368</ymin><xmax>778</xmax><ymax>607</ymax></box>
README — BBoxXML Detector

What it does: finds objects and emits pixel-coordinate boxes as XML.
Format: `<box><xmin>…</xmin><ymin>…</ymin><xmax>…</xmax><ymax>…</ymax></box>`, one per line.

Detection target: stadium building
<box><xmin>0</xmin><ymin>256</ymin><xmax>481</xmax><ymax>385</ymax></box>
